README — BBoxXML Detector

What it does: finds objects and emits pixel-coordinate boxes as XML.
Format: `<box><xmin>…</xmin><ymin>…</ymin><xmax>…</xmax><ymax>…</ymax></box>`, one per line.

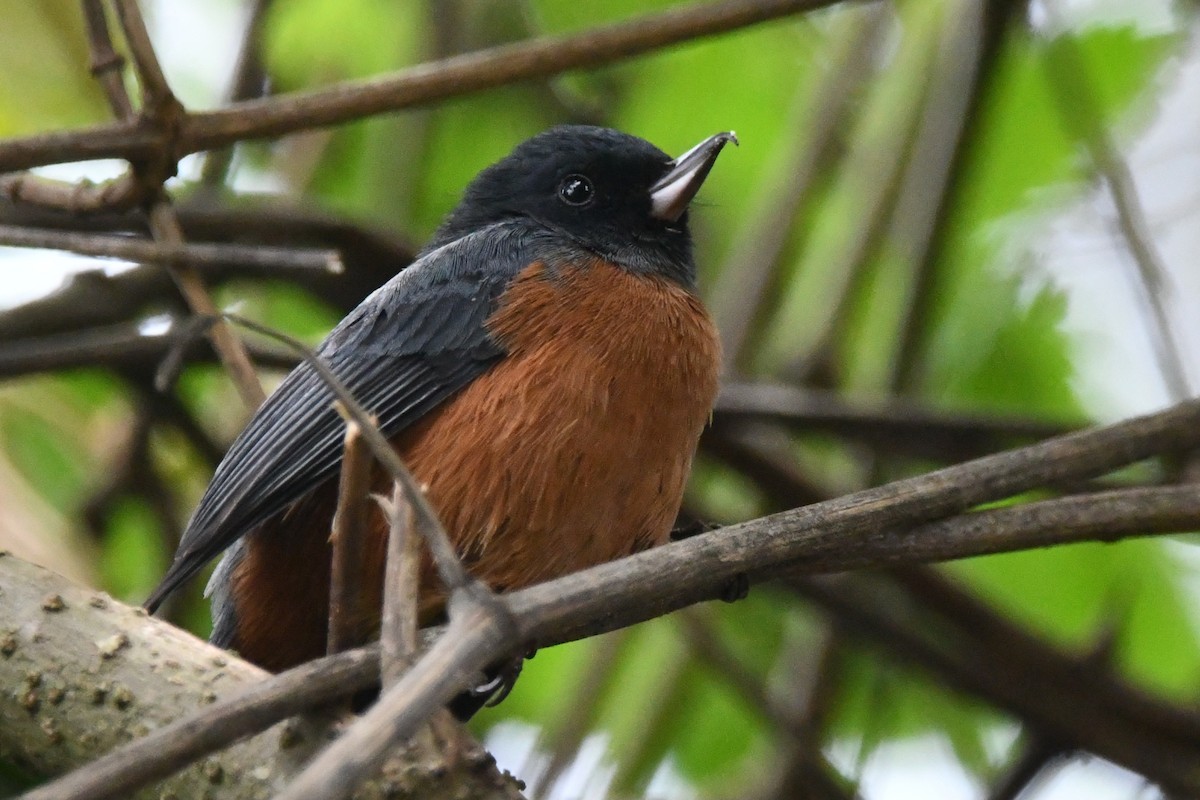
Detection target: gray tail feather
<box><xmin>206</xmin><ymin>539</ymin><xmax>245</xmax><ymax>649</ymax></box>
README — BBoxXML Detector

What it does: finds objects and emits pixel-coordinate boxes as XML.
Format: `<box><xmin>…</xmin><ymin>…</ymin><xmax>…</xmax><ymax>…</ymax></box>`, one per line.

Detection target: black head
<box><xmin>428</xmin><ymin>125</ymin><xmax>736</xmax><ymax>288</ymax></box>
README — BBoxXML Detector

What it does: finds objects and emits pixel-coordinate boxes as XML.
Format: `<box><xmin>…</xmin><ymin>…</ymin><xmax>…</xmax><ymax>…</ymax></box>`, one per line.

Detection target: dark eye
<box><xmin>558</xmin><ymin>174</ymin><xmax>594</xmax><ymax>206</ymax></box>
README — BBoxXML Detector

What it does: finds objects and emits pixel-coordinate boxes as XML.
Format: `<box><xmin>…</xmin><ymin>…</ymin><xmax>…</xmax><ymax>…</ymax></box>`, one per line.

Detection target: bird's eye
<box><xmin>558</xmin><ymin>175</ymin><xmax>594</xmax><ymax>206</ymax></box>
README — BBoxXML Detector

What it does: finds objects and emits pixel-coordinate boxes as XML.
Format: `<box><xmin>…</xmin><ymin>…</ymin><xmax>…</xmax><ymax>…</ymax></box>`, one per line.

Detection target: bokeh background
<box><xmin>1</xmin><ymin>0</ymin><xmax>1199</xmax><ymax>798</ymax></box>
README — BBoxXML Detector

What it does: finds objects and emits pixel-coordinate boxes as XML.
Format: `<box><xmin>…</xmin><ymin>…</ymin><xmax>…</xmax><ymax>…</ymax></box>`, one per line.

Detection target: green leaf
<box><xmin>948</xmin><ymin>538</ymin><xmax>1200</xmax><ymax>699</ymax></box>
<box><xmin>262</xmin><ymin>0</ymin><xmax>423</xmax><ymax>87</ymax></box>
<box><xmin>99</xmin><ymin>496</ymin><xmax>170</xmax><ymax>602</ymax></box>
<box><xmin>828</xmin><ymin>645</ymin><xmax>1004</xmax><ymax>779</ymax></box>
<box><xmin>0</xmin><ymin>2</ymin><xmax>108</xmax><ymax>135</ymax></box>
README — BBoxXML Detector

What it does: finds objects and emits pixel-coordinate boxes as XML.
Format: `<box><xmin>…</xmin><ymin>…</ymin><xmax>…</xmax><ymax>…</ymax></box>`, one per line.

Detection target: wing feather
<box><xmin>146</xmin><ymin>223</ymin><xmax>534</xmax><ymax>611</ymax></box>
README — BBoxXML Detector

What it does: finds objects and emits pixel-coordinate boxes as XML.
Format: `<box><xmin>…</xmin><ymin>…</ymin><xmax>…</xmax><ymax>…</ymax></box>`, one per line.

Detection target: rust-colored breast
<box><xmin>399</xmin><ymin>260</ymin><xmax>721</xmax><ymax>599</ymax></box>
<box><xmin>230</xmin><ymin>260</ymin><xmax>720</xmax><ymax>670</ymax></box>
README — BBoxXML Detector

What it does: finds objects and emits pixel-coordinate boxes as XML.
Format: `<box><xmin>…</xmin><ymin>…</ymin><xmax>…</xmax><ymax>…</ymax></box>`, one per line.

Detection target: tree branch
<box><xmin>17</xmin><ymin>467</ymin><xmax>1200</xmax><ymax>798</ymax></box>
<box><xmin>0</xmin><ymin>556</ymin><xmax>522</xmax><ymax>800</ymax></box>
<box><xmin>14</xmin><ymin>375</ymin><xmax>1200</xmax><ymax>798</ymax></box>
<box><xmin>0</xmin><ymin>223</ymin><xmax>341</xmax><ymax>275</ymax></box>
<box><xmin>0</xmin><ymin>0</ymin><xmax>849</xmax><ymax>172</ymax></box>
<box><xmin>713</xmin><ymin>382</ymin><xmax>1073</xmax><ymax>460</ymax></box>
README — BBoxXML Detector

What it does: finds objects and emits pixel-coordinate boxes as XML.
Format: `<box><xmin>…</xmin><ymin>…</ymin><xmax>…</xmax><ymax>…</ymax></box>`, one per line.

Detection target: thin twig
<box><xmin>380</xmin><ymin>482</ymin><xmax>420</xmax><ymax>687</ymax></box>
<box><xmin>0</xmin><ymin>171</ymin><xmax>143</xmax><ymax>213</ymax></box>
<box><xmin>81</xmin><ymin>0</ymin><xmax>134</xmax><ymax>118</ymax></box>
<box><xmin>81</xmin><ymin>0</ymin><xmax>268</xmax><ymax>411</ymax></box>
<box><xmin>174</xmin><ymin>0</ymin><xmax>844</xmax><ymax>150</ymax></box>
<box><xmin>788</xmin><ymin>484</ymin><xmax>1200</xmax><ymax>572</ymax></box>
<box><xmin>509</xmin><ymin>402</ymin><xmax>1200</xmax><ymax>644</ymax></box>
<box><xmin>327</xmin><ymin>419</ymin><xmax>374</xmax><ymax>656</ymax></box>
<box><xmin>0</xmin><ymin>0</ymin><xmax>848</xmax><ymax>172</ymax></box>
<box><xmin>146</xmin><ymin>203</ymin><xmax>268</xmax><ymax>409</ymax></box>
<box><xmin>111</xmin><ymin>0</ymin><xmax>175</xmax><ymax>108</ymax></box>
<box><xmin>0</xmin><ymin>323</ymin><xmax>297</xmax><ymax>381</ymax></box>
<box><xmin>0</xmin><ymin>201</ymin><xmax>413</xmax><ymax>341</ymax></box>
<box><xmin>274</xmin><ymin>597</ymin><xmax>516</xmax><ymax>800</ymax></box>
<box><xmin>0</xmin><ymin>223</ymin><xmax>342</xmax><ymax>274</ymax></box>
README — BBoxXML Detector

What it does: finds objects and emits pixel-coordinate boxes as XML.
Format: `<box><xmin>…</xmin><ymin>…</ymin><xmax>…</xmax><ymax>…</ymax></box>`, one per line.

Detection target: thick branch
<box><xmin>78</xmin><ymin>480</ymin><xmax>1200</xmax><ymax>798</ymax></box>
<box><xmin>0</xmin><ymin>553</ymin><xmax>282</xmax><ymax>797</ymax></box>
<box><xmin>0</xmin><ymin>555</ymin><xmax>522</xmax><ymax>800</ymax></box>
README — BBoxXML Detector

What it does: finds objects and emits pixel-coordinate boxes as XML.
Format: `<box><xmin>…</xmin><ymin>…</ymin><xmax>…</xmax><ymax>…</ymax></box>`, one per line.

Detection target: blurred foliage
<box><xmin>0</xmin><ymin>0</ymin><xmax>1197</xmax><ymax>797</ymax></box>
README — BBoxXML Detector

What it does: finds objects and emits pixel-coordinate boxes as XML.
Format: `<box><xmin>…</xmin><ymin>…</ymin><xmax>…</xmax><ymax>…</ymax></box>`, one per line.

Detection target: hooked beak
<box><xmin>650</xmin><ymin>131</ymin><xmax>738</xmax><ymax>222</ymax></box>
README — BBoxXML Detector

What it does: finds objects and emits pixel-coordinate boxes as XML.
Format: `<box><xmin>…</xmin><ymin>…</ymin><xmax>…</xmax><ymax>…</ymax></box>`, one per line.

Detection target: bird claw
<box><xmin>670</xmin><ymin>517</ymin><xmax>721</xmax><ymax>541</ymax></box>
<box><xmin>720</xmin><ymin>573</ymin><xmax>749</xmax><ymax>603</ymax></box>
<box><xmin>470</xmin><ymin>648</ymin><xmax>533</xmax><ymax>708</ymax></box>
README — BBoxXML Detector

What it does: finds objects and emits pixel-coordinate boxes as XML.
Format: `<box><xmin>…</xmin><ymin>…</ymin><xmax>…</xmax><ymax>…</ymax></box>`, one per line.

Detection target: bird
<box><xmin>146</xmin><ymin>125</ymin><xmax>735</xmax><ymax>674</ymax></box>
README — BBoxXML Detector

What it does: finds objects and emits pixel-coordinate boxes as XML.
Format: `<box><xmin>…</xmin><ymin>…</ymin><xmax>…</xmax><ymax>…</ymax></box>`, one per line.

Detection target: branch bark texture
<box><xmin>0</xmin><ymin>554</ymin><xmax>523</xmax><ymax>800</ymax></box>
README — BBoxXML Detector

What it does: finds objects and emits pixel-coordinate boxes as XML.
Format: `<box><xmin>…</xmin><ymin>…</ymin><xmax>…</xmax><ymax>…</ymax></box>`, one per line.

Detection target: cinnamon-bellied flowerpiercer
<box><xmin>146</xmin><ymin>125</ymin><xmax>736</xmax><ymax>673</ymax></box>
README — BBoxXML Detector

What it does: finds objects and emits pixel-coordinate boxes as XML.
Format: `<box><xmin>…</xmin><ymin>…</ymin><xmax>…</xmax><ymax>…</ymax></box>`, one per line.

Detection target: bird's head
<box><xmin>431</xmin><ymin>125</ymin><xmax>737</xmax><ymax>287</ymax></box>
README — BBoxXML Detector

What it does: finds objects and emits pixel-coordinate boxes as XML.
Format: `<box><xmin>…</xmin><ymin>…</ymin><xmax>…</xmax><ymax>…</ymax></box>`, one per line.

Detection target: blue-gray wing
<box><xmin>146</xmin><ymin>223</ymin><xmax>532</xmax><ymax>611</ymax></box>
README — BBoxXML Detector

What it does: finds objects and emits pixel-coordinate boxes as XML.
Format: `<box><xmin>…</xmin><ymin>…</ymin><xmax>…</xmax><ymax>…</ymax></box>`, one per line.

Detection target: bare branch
<box><xmin>0</xmin><ymin>223</ymin><xmax>341</xmax><ymax>275</ymax></box>
<box><xmin>713</xmin><ymin>382</ymin><xmax>1072</xmax><ymax>457</ymax></box>
<box><xmin>30</xmin><ymin>474</ymin><xmax>1200</xmax><ymax>799</ymax></box>
<box><xmin>380</xmin><ymin>483</ymin><xmax>420</xmax><ymax>687</ymax></box>
<box><xmin>281</xmin><ymin>394</ymin><xmax>1200</xmax><ymax>800</ymax></box>
<box><xmin>510</xmin><ymin>399</ymin><xmax>1200</xmax><ymax>645</ymax></box>
<box><xmin>0</xmin><ymin>0</ymin><xmax>850</xmax><ymax>172</ymax></box>
<box><xmin>0</xmin><ymin>323</ymin><xmax>296</xmax><ymax>381</ymax></box>
<box><xmin>145</xmin><ymin>204</ymin><xmax>268</xmax><ymax>409</ymax></box>
<box><xmin>327</xmin><ymin>420</ymin><xmax>374</xmax><ymax>656</ymax></box>
<box><xmin>75</xmin><ymin>0</ymin><xmax>271</xmax><ymax>411</ymax></box>
<box><xmin>112</xmin><ymin>0</ymin><xmax>177</xmax><ymax>108</ymax></box>
<box><xmin>273</xmin><ymin>597</ymin><xmax>516</xmax><ymax>800</ymax></box>
<box><xmin>0</xmin><ymin>200</ymin><xmax>414</xmax><ymax>344</ymax></box>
